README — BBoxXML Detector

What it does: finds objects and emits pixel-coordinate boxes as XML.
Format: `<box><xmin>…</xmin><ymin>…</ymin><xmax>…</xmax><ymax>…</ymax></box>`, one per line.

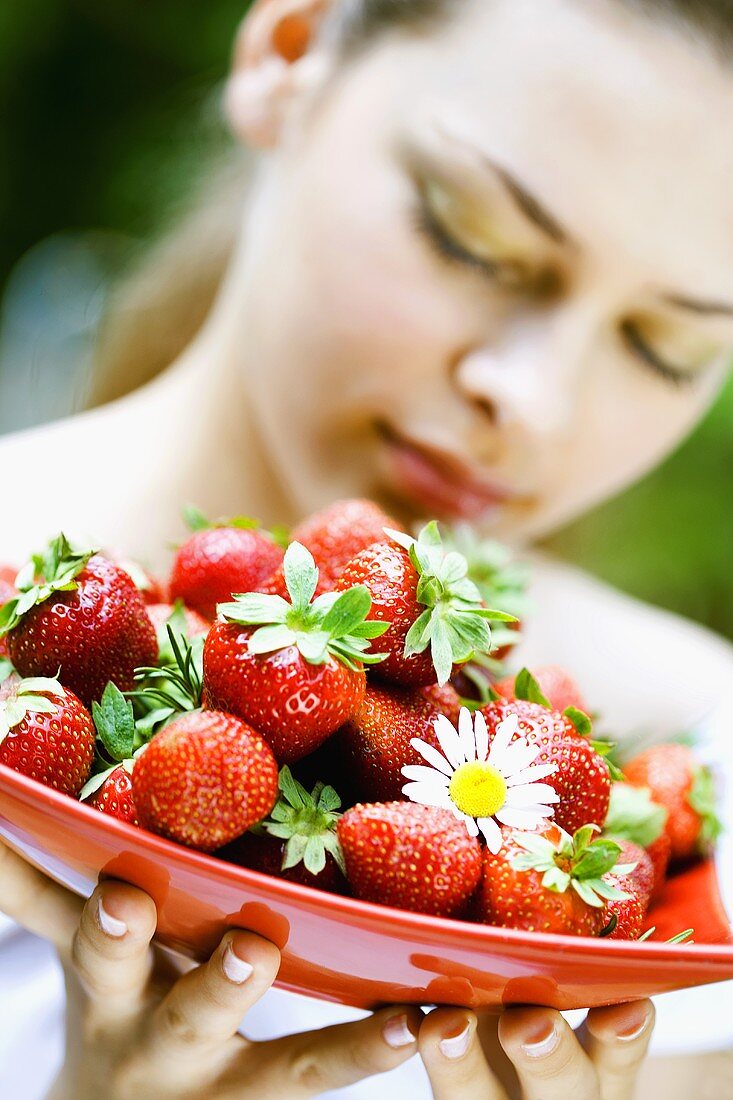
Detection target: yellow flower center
<box><xmin>449</xmin><ymin>761</ymin><xmax>508</xmax><ymax>819</ymax></box>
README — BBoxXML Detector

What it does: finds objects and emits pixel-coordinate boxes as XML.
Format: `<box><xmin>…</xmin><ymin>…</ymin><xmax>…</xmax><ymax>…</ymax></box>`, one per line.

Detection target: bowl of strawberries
<box><xmin>0</xmin><ymin>499</ymin><xmax>731</xmax><ymax>1012</ymax></box>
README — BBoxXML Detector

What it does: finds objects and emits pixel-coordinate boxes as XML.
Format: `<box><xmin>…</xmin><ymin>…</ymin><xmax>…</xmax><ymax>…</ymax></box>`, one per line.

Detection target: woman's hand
<box><xmin>0</xmin><ymin>840</ymin><xmax>423</xmax><ymax>1099</ymax></box>
<box><xmin>417</xmin><ymin>1001</ymin><xmax>654</xmax><ymax>1100</ymax></box>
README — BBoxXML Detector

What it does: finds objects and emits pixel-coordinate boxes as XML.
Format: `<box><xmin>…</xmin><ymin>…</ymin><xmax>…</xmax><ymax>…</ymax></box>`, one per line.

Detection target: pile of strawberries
<box><xmin>0</xmin><ymin>500</ymin><xmax>721</xmax><ymax>941</ymax></box>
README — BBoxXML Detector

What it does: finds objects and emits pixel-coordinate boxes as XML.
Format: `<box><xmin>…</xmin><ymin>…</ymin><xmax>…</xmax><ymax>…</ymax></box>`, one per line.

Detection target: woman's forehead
<box><xmin>328</xmin><ymin>0</ymin><xmax>733</xmax><ymax>301</ymax></box>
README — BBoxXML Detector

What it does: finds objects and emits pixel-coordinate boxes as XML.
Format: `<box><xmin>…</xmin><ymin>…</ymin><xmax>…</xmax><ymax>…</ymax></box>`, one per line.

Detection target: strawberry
<box><xmin>169</xmin><ymin>505</ymin><xmax>283</xmax><ymax>620</ymax></box>
<box><xmin>624</xmin><ymin>743</ymin><xmax>722</xmax><ymax>861</ymax></box>
<box><xmin>337</xmin><ymin>801</ymin><xmax>482</xmax><ymax>917</ymax></box>
<box><xmin>603</xmin><ymin>782</ymin><xmax>670</xmax><ymax>900</ymax></box>
<box><xmin>334</xmin><ymin>681</ymin><xmax>463</xmax><ymax>802</ymax></box>
<box><xmin>219</xmin><ymin>766</ymin><xmax>347</xmax><ymax>893</ymax></box>
<box><xmin>203</xmin><ymin>542</ymin><xmax>387</xmax><ymax>763</ymax></box>
<box><xmin>0</xmin><ymin>536</ymin><xmax>158</xmax><ymax>707</ymax></box>
<box><xmin>477</xmin><ymin>824</ymin><xmax>633</xmax><ymax>936</ymax></box>
<box><xmin>0</xmin><ymin>569</ymin><xmax>18</xmax><ymax>670</ymax></box>
<box><xmin>613</xmin><ymin>839</ymin><xmax>654</xmax><ymax>910</ymax></box>
<box><xmin>80</xmin><ymin>683</ymin><xmax>145</xmax><ymax>825</ymax></box>
<box><xmin>132</xmin><ymin>709</ymin><xmax>279</xmax><ymax>851</ymax></box>
<box><xmin>480</xmin><ymin>698</ymin><xmax>611</xmax><ymax>833</ymax></box>
<box><xmin>495</xmin><ymin>666</ymin><xmax>588</xmax><ymax>714</ymax></box>
<box><xmin>263</xmin><ymin>499</ymin><xmax>398</xmax><ymax>598</ymax></box>
<box><xmin>147</xmin><ymin>601</ymin><xmax>210</xmax><ymax>669</ymax></box>
<box><xmin>336</xmin><ymin>523</ymin><xmax>514</xmax><ymax>687</ymax></box>
<box><xmin>111</xmin><ymin>557</ymin><xmax>167</xmax><ymax>605</ymax></box>
<box><xmin>603</xmin><ymin>878</ymin><xmax>647</xmax><ymax>940</ymax></box>
<box><xmin>0</xmin><ymin>675</ymin><xmax>95</xmax><ymax>796</ymax></box>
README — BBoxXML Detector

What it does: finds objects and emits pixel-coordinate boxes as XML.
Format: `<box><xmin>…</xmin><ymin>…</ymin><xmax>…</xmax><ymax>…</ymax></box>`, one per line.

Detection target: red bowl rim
<box><xmin>1</xmin><ymin>762</ymin><xmax>732</xmax><ymax>967</ymax></box>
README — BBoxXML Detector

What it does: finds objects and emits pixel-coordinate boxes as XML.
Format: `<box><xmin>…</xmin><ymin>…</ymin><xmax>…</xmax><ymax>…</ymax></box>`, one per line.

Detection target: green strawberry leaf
<box><xmin>92</xmin><ymin>682</ymin><xmax>136</xmax><ymax>762</ymax></box>
<box><xmin>513</xmin><ymin>668</ymin><xmax>551</xmax><ymax>708</ymax></box>
<box><xmin>258</xmin><ymin>767</ymin><xmax>346</xmax><ymax>878</ymax></box>
<box><xmin>564</xmin><ymin>706</ymin><xmax>593</xmax><ymax>737</ymax></box>
<box><xmin>573</xmin><ymin>840</ymin><xmax>623</xmax><ymax>881</ymax></box>
<box><xmin>321</xmin><ymin>586</ymin><xmax>371</xmax><ymax>638</ymax></box>
<box><xmin>0</xmin><ymin>534</ymin><xmax>97</xmax><ymax>637</ymax></box>
<box><xmin>590</xmin><ymin>740</ymin><xmax>625</xmax><ymax>782</ymax></box>
<box><xmin>218</xmin><ymin>592</ymin><xmax>291</xmax><ymax>625</ymax></box>
<box><xmin>249</xmin><ymin>623</ymin><xmax>298</xmax><ymax>655</ymax></box>
<box><xmin>284</xmin><ymin>542</ymin><xmax>319</xmax><ymax>610</ymax></box>
<box><xmin>688</xmin><ymin>766</ymin><xmax>723</xmax><ymax>851</ymax></box>
<box><xmin>603</xmin><ymin>783</ymin><xmax>668</xmax><ymax>847</ymax></box>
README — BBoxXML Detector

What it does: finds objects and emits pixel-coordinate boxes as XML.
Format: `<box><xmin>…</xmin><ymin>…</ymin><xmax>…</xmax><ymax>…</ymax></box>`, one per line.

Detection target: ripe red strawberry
<box><xmin>110</xmin><ymin>557</ymin><xmax>167</xmax><ymax>605</ymax></box>
<box><xmin>0</xmin><ymin>676</ymin><xmax>94</xmax><ymax>796</ymax></box>
<box><xmin>0</xmin><ymin>569</ymin><xmax>18</xmax><ymax>667</ymax></box>
<box><xmin>603</xmin><ymin>782</ymin><xmax>670</xmax><ymax>901</ymax></box>
<box><xmin>219</xmin><ymin>767</ymin><xmax>347</xmax><ymax>893</ymax></box>
<box><xmin>132</xmin><ymin>709</ymin><xmax>279</xmax><ymax>851</ymax></box>
<box><xmin>480</xmin><ymin>699</ymin><xmax>610</xmax><ymax>833</ymax></box>
<box><xmin>334</xmin><ymin>681</ymin><xmax>463</xmax><ymax>802</ymax></box>
<box><xmin>624</xmin><ymin>743</ymin><xmax>722</xmax><ymax>861</ymax></box>
<box><xmin>0</xmin><ymin>537</ymin><xmax>158</xmax><ymax>707</ymax></box>
<box><xmin>338</xmin><ymin>801</ymin><xmax>482</xmax><ymax>917</ymax></box>
<box><xmin>85</xmin><ymin>765</ymin><xmax>138</xmax><ymax>825</ymax></box>
<box><xmin>336</xmin><ymin>523</ymin><xmax>513</xmax><ymax>687</ymax></box>
<box><xmin>614</xmin><ymin>839</ymin><xmax>654</xmax><ymax>909</ymax></box>
<box><xmin>263</xmin><ymin>499</ymin><xmax>398</xmax><ymax>598</ymax></box>
<box><xmin>80</xmin><ymin>682</ymin><xmax>143</xmax><ymax>825</ymax></box>
<box><xmin>477</xmin><ymin>824</ymin><xmax>632</xmax><ymax>936</ymax></box>
<box><xmin>203</xmin><ymin>542</ymin><xmax>387</xmax><ymax>763</ymax></box>
<box><xmin>495</xmin><ymin>666</ymin><xmax>588</xmax><ymax>714</ymax></box>
<box><xmin>169</xmin><ymin>506</ymin><xmax>283</xmax><ymax>620</ymax></box>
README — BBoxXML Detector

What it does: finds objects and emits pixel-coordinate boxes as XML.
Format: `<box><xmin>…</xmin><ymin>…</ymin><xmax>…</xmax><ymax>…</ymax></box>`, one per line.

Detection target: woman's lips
<box><xmin>375</xmin><ymin>422</ymin><xmax>524</xmax><ymax>522</ymax></box>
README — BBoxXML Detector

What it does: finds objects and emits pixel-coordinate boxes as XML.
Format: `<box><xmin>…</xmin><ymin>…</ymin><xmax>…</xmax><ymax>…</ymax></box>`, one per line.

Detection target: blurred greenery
<box><xmin>0</xmin><ymin>0</ymin><xmax>731</xmax><ymax>641</ymax></box>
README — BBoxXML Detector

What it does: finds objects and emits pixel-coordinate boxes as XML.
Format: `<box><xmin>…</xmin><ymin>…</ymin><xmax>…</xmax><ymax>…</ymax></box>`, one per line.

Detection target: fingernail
<box><xmin>383</xmin><ymin>1013</ymin><xmax>416</xmax><ymax>1049</ymax></box>
<box><xmin>615</xmin><ymin>1003</ymin><xmax>651</xmax><ymax>1042</ymax></box>
<box><xmin>97</xmin><ymin>897</ymin><xmax>127</xmax><ymax>939</ymax></box>
<box><xmin>439</xmin><ymin>1021</ymin><xmax>472</xmax><ymax>1060</ymax></box>
<box><xmin>222</xmin><ymin>942</ymin><xmax>254</xmax><ymax>984</ymax></box>
<box><xmin>521</xmin><ymin>1020</ymin><xmax>559</xmax><ymax>1059</ymax></box>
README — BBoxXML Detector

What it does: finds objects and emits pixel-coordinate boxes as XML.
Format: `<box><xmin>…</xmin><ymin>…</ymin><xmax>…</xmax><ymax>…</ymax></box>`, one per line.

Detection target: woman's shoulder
<box><xmin>517</xmin><ymin>550</ymin><xmax>733</xmax><ymax>739</ymax></box>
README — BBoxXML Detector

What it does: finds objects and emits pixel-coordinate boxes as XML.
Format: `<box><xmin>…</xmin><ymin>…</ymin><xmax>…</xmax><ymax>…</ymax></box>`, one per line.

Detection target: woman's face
<box><xmin>233</xmin><ymin>0</ymin><xmax>733</xmax><ymax>541</ymax></box>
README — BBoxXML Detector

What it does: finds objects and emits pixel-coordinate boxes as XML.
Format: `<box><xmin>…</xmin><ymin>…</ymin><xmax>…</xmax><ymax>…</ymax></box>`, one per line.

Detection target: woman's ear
<box><xmin>224</xmin><ymin>0</ymin><xmax>335</xmax><ymax>148</ymax></box>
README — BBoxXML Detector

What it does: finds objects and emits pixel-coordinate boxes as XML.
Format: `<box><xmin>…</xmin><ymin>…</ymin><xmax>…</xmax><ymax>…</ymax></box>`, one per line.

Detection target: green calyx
<box><xmin>182</xmin><ymin>504</ymin><xmax>289</xmax><ymax>550</ymax></box>
<box><xmin>510</xmin><ymin>824</ymin><xmax>636</xmax><ymax>908</ymax></box>
<box><xmin>441</xmin><ymin>524</ymin><xmax>531</xmax><ymax>620</ymax></box>
<box><xmin>603</xmin><ymin>783</ymin><xmax>668</xmax><ymax>848</ymax></box>
<box><xmin>218</xmin><ymin>541</ymin><xmax>389</xmax><ymax>672</ymax></box>
<box><xmin>0</xmin><ymin>534</ymin><xmax>97</xmax><ymax>638</ymax></box>
<box><xmin>130</xmin><ymin>626</ymin><xmax>203</xmax><ymax>735</ymax></box>
<box><xmin>253</xmin><ymin>766</ymin><xmax>346</xmax><ymax>877</ymax></box>
<box><xmin>386</xmin><ymin>523</ymin><xmax>517</xmax><ymax>687</ymax></box>
<box><xmin>80</xmin><ymin>681</ymin><xmax>145</xmax><ymax>800</ymax></box>
<box><xmin>688</xmin><ymin>765</ymin><xmax>724</xmax><ymax>852</ymax></box>
<box><xmin>0</xmin><ymin>676</ymin><xmax>66</xmax><ymax>744</ymax></box>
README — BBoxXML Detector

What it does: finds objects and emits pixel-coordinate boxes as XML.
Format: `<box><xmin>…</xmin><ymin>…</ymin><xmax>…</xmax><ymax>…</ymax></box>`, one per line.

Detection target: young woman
<box><xmin>1</xmin><ymin>0</ymin><xmax>733</xmax><ymax>1095</ymax></box>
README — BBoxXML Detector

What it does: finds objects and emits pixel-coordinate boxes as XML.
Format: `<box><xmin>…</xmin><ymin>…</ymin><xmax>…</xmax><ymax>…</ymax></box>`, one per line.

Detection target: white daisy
<box><xmin>401</xmin><ymin>708</ymin><xmax>560</xmax><ymax>853</ymax></box>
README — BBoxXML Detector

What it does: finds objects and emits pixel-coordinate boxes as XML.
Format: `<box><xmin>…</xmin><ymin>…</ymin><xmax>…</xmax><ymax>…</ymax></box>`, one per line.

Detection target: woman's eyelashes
<box><xmin>620</xmin><ymin>320</ymin><xmax>704</xmax><ymax>388</ymax></box>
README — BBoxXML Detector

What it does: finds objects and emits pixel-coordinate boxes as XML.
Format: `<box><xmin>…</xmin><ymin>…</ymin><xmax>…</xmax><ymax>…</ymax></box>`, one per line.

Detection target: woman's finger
<box><xmin>498</xmin><ymin>1007</ymin><xmax>599</xmax><ymax>1100</ymax></box>
<box><xmin>581</xmin><ymin>1000</ymin><xmax>655</xmax><ymax>1100</ymax></box>
<box><xmin>248</xmin><ymin>1004</ymin><xmax>423</xmax><ymax>1097</ymax></box>
<box><xmin>145</xmin><ymin>929</ymin><xmax>280</xmax><ymax>1065</ymax></box>
<box><xmin>70</xmin><ymin>880</ymin><xmax>157</xmax><ymax>1028</ymax></box>
<box><xmin>0</xmin><ymin>839</ymin><xmax>83</xmax><ymax>952</ymax></box>
<box><xmin>418</xmin><ymin>1007</ymin><xmax>509</xmax><ymax>1100</ymax></box>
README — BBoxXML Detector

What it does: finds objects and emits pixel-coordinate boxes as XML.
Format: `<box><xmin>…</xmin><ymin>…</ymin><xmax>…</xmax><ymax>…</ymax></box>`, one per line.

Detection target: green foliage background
<box><xmin>0</xmin><ymin>0</ymin><xmax>731</xmax><ymax>640</ymax></box>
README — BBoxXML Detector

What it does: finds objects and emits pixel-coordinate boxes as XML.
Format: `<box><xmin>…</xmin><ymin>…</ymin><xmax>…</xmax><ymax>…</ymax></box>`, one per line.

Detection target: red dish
<box><xmin>1</xmin><ymin>763</ymin><xmax>732</xmax><ymax>1011</ymax></box>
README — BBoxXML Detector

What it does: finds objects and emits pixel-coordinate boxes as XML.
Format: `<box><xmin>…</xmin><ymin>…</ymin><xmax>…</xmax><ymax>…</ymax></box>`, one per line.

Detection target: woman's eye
<box><xmin>412</xmin><ymin>183</ymin><xmax>528</xmax><ymax>289</ymax></box>
<box><xmin>620</xmin><ymin>320</ymin><xmax>713</xmax><ymax>388</ymax></box>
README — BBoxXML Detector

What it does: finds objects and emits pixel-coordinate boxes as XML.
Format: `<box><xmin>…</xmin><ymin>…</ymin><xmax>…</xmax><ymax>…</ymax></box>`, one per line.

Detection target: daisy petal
<box><xmin>401</xmin><ymin>782</ymin><xmax>452</xmax><ymax>809</ymax></box>
<box><xmin>506</xmin><ymin>762</ymin><xmax>558</xmax><ymax>786</ymax></box>
<box><xmin>504</xmin><ymin>783</ymin><xmax>560</xmax><ymax>807</ymax></box>
<box><xmin>461</xmin><ymin>812</ymin><xmax>480</xmax><ymax>838</ymax></box>
<box><xmin>401</xmin><ymin>765</ymin><xmax>451</xmax><ymax>787</ymax></box>
<box><xmin>434</xmin><ymin>715</ymin><xmax>465</xmax><ymax>768</ymax></box>
<box><xmin>495</xmin><ymin>806</ymin><xmax>549</xmax><ymax>830</ymax></box>
<box><xmin>473</xmin><ymin>709</ymin><xmax>489</xmax><ymax>762</ymax></box>
<box><xmin>497</xmin><ymin>740</ymin><xmax>541</xmax><ymax>778</ymax></box>
<box><xmin>478</xmin><ymin>816</ymin><xmax>503</xmax><ymax>853</ymax></box>
<box><xmin>488</xmin><ymin>713</ymin><xmax>520</xmax><ymax>764</ymax></box>
<box><xmin>458</xmin><ymin>708</ymin><xmax>476</xmax><ymax>762</ymax></box>
<box><xmin>409</xmin><ymin>738</ymin><xmax>454</xmax><ymax>777</ymax></box>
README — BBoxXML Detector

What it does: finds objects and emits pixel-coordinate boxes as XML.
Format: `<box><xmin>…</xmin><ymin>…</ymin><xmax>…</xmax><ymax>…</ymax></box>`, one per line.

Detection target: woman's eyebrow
<box><xmin>432</xmin><ymin>119</ymin><xmax>570</xmax><ymax>245</ymax></box>
<box><xmin>664</xmin><ymin>293</ymin><xmax>733</xmax><ymax>318</ymax></box>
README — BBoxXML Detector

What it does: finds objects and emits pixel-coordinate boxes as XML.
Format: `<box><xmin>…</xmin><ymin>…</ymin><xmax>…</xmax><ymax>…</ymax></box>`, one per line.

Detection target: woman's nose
<box><xmin>451</xmin><ymin>314</ymin><xmax>590</xmax><ymax>440</ymax></box>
